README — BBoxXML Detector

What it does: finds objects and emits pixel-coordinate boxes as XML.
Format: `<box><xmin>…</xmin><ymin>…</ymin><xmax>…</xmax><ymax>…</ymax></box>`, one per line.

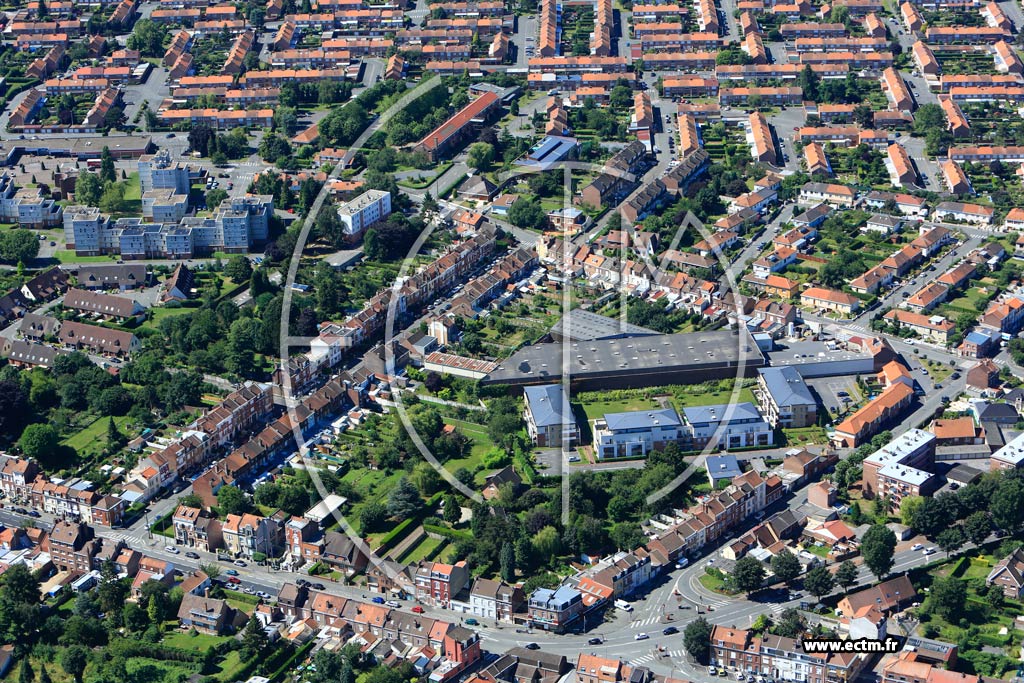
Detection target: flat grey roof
<box><xmin>765</xmin><ymin>341</ymin><xmax>872</xmax><ymax>367</ymax></box>
<box><xmin>550</xmin><ymin>309</ymin><xmax>658</xmax><ymax>342</ymax></box>
<box><xmin>483</xmin><ymin>329</ymin><xmax>764</xmax><ymax>385</ymax></box>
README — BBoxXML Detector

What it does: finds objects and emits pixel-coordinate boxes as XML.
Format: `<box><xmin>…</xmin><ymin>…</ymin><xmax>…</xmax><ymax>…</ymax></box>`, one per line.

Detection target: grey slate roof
<box><xmin>524</xmin><ymin>384</ymin><xmax>571</xmax><ymax>428</ymax></box>
<box><xmin>758</xmin><ymin>367</ymin><xmax>815</xmax><ymax>408</ymax></box>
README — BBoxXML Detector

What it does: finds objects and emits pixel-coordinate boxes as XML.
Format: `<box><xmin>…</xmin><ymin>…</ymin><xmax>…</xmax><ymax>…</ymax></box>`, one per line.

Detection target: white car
<box><xmin>635</xmin><ymin>633</ymin><xmax>649</xmax><ymax>641</ymax></box>
<box><xmin>164</xmin><ymin>545</ymin><xmax>180</xmax><ymax>554</ymax></box>
<box><xmin>911</xmin><ymin>543</ymin><xmax>924</xmax><ymax>551</ymax></box>
<box><xmin>923</xmin><ymin>547</ymin><xmax>936</xmax><ymax>555</ymax></box>
<box><xmin>386</xmin><ymin>600</ymin><xmax>401</xmax><ymax>608</ymax></box>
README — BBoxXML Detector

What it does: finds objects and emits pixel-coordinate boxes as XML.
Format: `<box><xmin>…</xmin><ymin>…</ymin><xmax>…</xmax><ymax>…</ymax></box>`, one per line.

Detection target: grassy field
<box><xmin>53</xmin><ymin>250</ymin><xmax>118</xmax><ymax>264</ymax></box>
<box><xmin>673</xmin><ymin>386</ymin><xmax>757</xmax><ymax>410</ymax></box>
<box><xmin>782</xmin><ymin>426</ymin><xmax>829</xmax><ymax>446</ymax></box>
<box><xmin>144</xmin><ymin>305</ymin><xmax>197</xmax><ymax>327</ymax></box>
<box><xmin>442</xmin><ymin>418</ymin><xmax>494</xmax><ymax>483</ymax></box>
<box><xmin>61</xmin><ymin>415</ymin><xmax>135</xmax><ymax>459</ymax></box>
<box><xmin>398</xmin><ymin>534</ymin><xmax>448</xmax><ymax>564</ymax></box>
<box><xmin>577</xmin><ymin>396</ymin><xmax>662</xmax><ymax>421</ymax></box>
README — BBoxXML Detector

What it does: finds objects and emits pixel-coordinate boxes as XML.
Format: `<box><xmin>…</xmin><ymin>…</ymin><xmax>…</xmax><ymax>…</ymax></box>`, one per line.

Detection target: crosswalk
<box><xmin>632</xmin><ymin>649</ymin><xmax>688</xmax><ymax>666</ymax></box>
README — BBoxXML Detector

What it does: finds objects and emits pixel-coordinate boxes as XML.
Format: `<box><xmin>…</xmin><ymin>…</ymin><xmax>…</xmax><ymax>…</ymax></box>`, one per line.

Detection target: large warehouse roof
<box><xmin>482</xmin><ymin>328</ymin><xmax>765</xmax><ymax>387</ymax></box>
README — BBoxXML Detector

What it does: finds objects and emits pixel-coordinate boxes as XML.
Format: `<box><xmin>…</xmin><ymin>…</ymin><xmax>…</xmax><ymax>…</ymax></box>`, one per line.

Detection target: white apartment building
<box><xmin>682</xmin><ymin>402</ymin><xmax>774</xmax><ymax>449</ymax></box>
<box><xmin>0</xmin><ymin>173</ymin><xmax>63</xmax><ymax>228</ymax></box>
<box><xmin>138</xmin><ymin>150</ymin><xmax>192</xmax><ymax>195</ymax></box>
<box><xmin>142</xmin><ymin>189</ymin><xmax>189</xmax><ymax>223</ymax></box>
<box><xmin>338</xmin><ymin>189</ymin><xmax>391</xmax><ymax>238</ymax></box>
<box><xmin>592</xmin><ymin>408</ymin><xmax>685</xmax><ymax>459</ymax></box>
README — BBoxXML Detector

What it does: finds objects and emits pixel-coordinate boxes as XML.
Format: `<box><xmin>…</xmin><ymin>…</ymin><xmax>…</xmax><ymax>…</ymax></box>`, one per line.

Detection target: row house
<box><xmin>414</xmin><ymin>561</ymin><xmax>470</xmax><ymax>608</ymax></box>
<box><xmin>642</xmin><ymin>51</ymin><xmax>717</xmax><ymax>71</ymax></box>
<box><xmin>792</xmin><ymin>36</ymin><xmax>887</xmax><ymax>52</ymax></box>
<box><xmin>926</xmin><ymin>25</ymin><xmax>1009</xmax><ymax>43</ymax></box>
<box><xmin>710</xmin><ymin>626</ymin><xmax>868</xmax><ymax>682</ymax></box>
<box><xmin>637</xmin><ymin>32</ymin><xmax>722</xmax><ymax>51</ymax></box>
<box><xmin>799</xmin><ymin>50</ymin><xmax>893</xmax><ymax>70</ymax></box>
<box><xmin>662</xmin><ymin>76</ymin><xmax>720</xmax><ymax>98</ymax></box>
<box><xmin>172</xmin><ymin>505</ymin><xmax>224</xmax><ymax>551</ymax></box>
<box><xmin>719</xmin><ymin>86</ymin><xmax>802</xmax><ymax>106</ymax></box>
<box><xmin>884</xmin><ymin>309</ymin><xmax>955</xmax><ymax>344</ymax></box>
<box><xmin>780</xmin><ymin>21</ymin><xmax>846</xmax><ymax>38</ymax></box>
<box><xmin>940</xmin><ymin>73</ymin><xmax>1022</xmax><ymax>91</ymax></box>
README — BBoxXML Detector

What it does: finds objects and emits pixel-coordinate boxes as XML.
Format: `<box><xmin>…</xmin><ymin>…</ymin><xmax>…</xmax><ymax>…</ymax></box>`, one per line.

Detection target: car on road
<box><xmin>465</xmin><ymin>617</ymin><xmax>479</xmax><ymax>625</ymax></box>
<box><xmin>185</xmin><ymin>551</ymin><xmax>200</xmax><ymax>559</ymax></box>
<box><xmin>227</xmin><ymin>577</ymin><xmax>241</xmax><ymax>584</ymax></box>
<box><xmin>387</xmin><ymin>600</ymin><xmax>402</xmax><ymax>608</ymax></box>
<box><xmin>588</xmin><ymin>637</ymin><xmax>603</xmax><ymax>645</ymax></box>
<box><xmin>662</xmin><ymin>626</ymin><xmax>679</xmax><ymax>635</ymax></box>
<box><xmin>257</xmin><ymin>591</ymin><xmax>271</xmax><ymax>599</ymax></box>
<box><xmin>911</xmin><ymin>543</ymin><xmax>924</xmax><ymax>551</ymax></box>
<box><xmin>296</xmin><ymin>579</ymin><xmax>310</xmax><ymax>587</ymax></box>
<box><xmin>244</xmin><ymin>587</ymin><xmax>256</xmax><ymax>595</ymax></box>
<box><xmin>525</xmin><ymin>643</ymin><xmax>541</xmax><ymax>650</ymax></box>
<box><xmin>635</xmin><ymin>633</ymin><xmax>649</xmax><ymax>641</ymax></box>
<box><xmin>311</xmin><ymin>583</ymin><xmax>325</xmax><ymax>590</ymax></box>
<box><xmin>923</xmin><ymin>547</ymin><xmax>936</xmax><ymax>555</ymax></box>
<box><xmin>412</xmin><ymin>605</ymin><xmax>425</xmax><ymax>613</ymax></box>
<box><xmin>165</xmin><ymin>545</ymin><xmax>180</xmax><ymax>554</ymax></box>
<box><xmin>27</xmin><ymin>510</ymin><xmax>40</xmax><ymax>518</ymax></box>
<box><xmin>225</xmin><ymin>569</ymin><xmax>239</xmax><ymax>576</ymax></box>
<box><xmin>951</xmin><ymin>372</ymin><xmax>960</xmax><ymax>379</ymax></box>
<box><xmin>234</xmin><ymin>560</ymin><xmax>247</xmax><ymax>567</ymax></box>
<box><xmin>709</xmin><ymin>668</ymin><xmax>718</xmax><ymax>676</ymax></box>
<box><xmin>837</xmin><ymin>391</ymin><xmax>849</xmax><ymax>397</ymax></box>
<box><xmin>372</xmin><ymin>596</ymin><xmax>386</xmax><ymax>604</ymax></box>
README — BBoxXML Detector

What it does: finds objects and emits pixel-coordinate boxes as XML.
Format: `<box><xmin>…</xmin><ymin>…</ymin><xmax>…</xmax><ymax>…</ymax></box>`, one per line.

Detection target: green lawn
<box><xmin>53</xmin><ymin>250</ymin><xmax>118</xmax><ymax>264</ymax></box>
<box><xmin>142</xmin><ymin>305</ymin><xmax>196</xmax><ymax>329</ymax></box>
<box><xmin>442</xmin><ymin>418</ymin><xmax>493</xmax><ymax>483</ymax></box>
<box><xmin>61</xmin><ymin>415</ymin><xmax>135</xmax><ymax>458</ymax></box>
<box><xmin>397</xmin><ymin>534</ymin><xmax>448</xmax><ymax>564</ymax></box>
<box><xmin>673</xmin><ymin>386</ymin><xmax>757</xmax><ymax>409</ymax></box>
<box><xmin>577</xmin><ymin>397</ymin><xmax>663</xmax><ymax>421</ymax></box>
<box><xmin>162</xmin><ymin>630</ymin><xmax>234</xmax><ymax>650</ymax></box>
<box><xmin>782</xmin><ymin>426</ymin><xmax>829</xmax><ymax>446</ymax></box>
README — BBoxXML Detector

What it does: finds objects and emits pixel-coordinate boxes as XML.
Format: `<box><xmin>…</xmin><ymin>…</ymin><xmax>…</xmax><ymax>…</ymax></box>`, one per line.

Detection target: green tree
<box><xmin>18</xmin><ymin>658</ymin><xmax>33</xmax><ymax>683</ymax></box>
<box><xmin>98</xmin><ymin>182</ymin><xmax>125</xmax><ymax>214</ymax></box>
<box><xmin>861</xmin><ymin>524</ymin><xmax>897</xmax><ymax>580</ymax></box>
<box><xmin>835</xmin><ymin>560</ymin><xmax>858</xmax><ymax>590</ymax></box>
<box><xmin>258</xmin><ymin>133</ymin><xmax>292</xmax><ymax>163</ymax></box>
<box><xmin>732</xmin><ymin>556</ymin><xmax>766</xmax><ymax>595</ymax></box>
<box><xmin>126</xmin><ymin>18</ymin><xmax>168</xmax><ymax>56</ymax></box>
<box><xmin>216</xmin><ymin>485</ymin><xmax>251</xmax><ymax>516</ymax></box>
<box><xmin>0</xmin><ymin>230</ymin><xmax>39</xmax><ymax>264</ymax></box>
<box><xmin>935</xmin><ymin>526</ymin><xmax>964</xmax><ymax>558</ymax></box>
<box><xmin>804</xmin><ymin>565</ymin><xmax>834</xmax><ymax>600</ymax></box>
<box><xmin>532</xmin><ymin>525</ymin><xmax>561</xmax><ymax>562</ymax></box>
<box><xmin>225</xmin><ymin>255</ymin><xmax>253</xmax><ymax>284</ymax></box>
<box><xmin>61</xmin><ymin>645</ymin><xmax>88</xmax><ymax>683</ymax></box>
<box><xmin>770</xmin><ymin>550</ymin><xmax>801</xmax><ymax>586</ymax></box>
<box><xmin>500</xmin><ymin>541</ymin><xmax>516</xmax><ymax>582</ymax></box>
<box><xmin>106</xmin><ymin>417</ymin><xmax>124</xmax><ymax>450</ymax></box>
<box><xmin>963</xmin><ymin>511</ymin><xmax>991</xmax><ymax>547</ymax></box>
<box><xmin>899</xmin><ymin>495</ymin><xmax>924</xmax><ymax>528</ymax></box>
<box><xmin>387</xmin><ymin>478</ymin><xmax>423</xmax><ymax>518</ymax></box>
<box><xmin>443</xmin><ymin>495</ymin><xmax>461</xmax><ymax>525</ymax></box>
<box><xmin>360</xmin><ymin>501</ymin><xmax>388</xmax><ymax>532</ymax></box>
<box><xmin>506</xmin><ymin>198</ymin><xmax>547</xmax><ymax>231</ymax></box>
<box><xmin>99</xmin><ymin>146</ymin><xmax>116</xmax><ymax>184</ymax></box>
<box><xmin>930</xmin><ymin>576</ymin><xmax>966</xmax><ymax>620</ymax></box>
<box><xmin>991</xmin><ymin>477</ymin><xmax>1024</xmax><ymax>532</ymax></box>
<box><xmin>74</xmin><ymin>172</ymin><xmax>102</xmax><ymax>206</ymax></box>
<box><xmin>466</xmin><ymin>142</ymin><xmax>495</xmax><ymax>171</ymax></box>
<box><xmin>912</xmin><ymin>103</ymin><xmax>944</xmax><ymax>135</ymax></box>
<box><xmin>683</xmin><ymin>617</ymin><xmax>713</xmax><ymax>664</ymax></box>
<box><xmin>240</xmin><ymin>614</ymin><xmax>270</xmax><ymax>661</ymax></box>
<box><xmin>206</xmin><ymin>188</ymin><xmax>228</xmax><ymax>209</ymax></box>
<box><xmin>18</xmin><ymin>423</ymin><xmax>59</xmax><ymax>460</ymax></box>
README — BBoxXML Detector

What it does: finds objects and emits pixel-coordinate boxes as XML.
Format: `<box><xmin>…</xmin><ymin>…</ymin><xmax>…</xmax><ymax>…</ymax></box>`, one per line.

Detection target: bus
<box><xmin>86</xmin><ymin>159</ymin><xmax>102</xmax><ymax>171</ymax></box>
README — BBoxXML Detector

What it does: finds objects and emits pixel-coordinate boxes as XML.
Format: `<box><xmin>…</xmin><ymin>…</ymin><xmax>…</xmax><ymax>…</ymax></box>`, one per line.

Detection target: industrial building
<box><xmin>481</xmin><ymin>329</ymin><xmax>766</xmax><ymax>390</ymax></box>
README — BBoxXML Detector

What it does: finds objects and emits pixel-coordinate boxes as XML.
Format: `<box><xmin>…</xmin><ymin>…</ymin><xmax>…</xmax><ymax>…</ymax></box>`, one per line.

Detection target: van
<box><xmin>614</xmin><ymin>599</ymin><xmax>633</xmax><ymax>612</ymax></box>
<box><xmin>675</xmin><ymin>558</ymin><xmax>689</xmax><ymax>569</ymax></box>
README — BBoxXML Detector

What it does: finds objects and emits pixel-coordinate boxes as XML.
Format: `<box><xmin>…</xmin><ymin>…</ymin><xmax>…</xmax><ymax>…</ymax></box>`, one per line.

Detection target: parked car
<box><xmin>465</xmin><ymin>618</ymin><xmax>479</xmax><ymax>625</ymax></box>
<box><xmin>525</xmin><ymin>643</ymin><xmax>541</xmax><ymax>650</ymax></box>
<box><xmin>164</xmin><ymin>545</ymin><xmax>179</xmax><ymax>554</ymax></box>
<box><xmin>923</xmin><ymin>547</ymin><xmax>936</xmax><ymax>555</ymax></box>
<box><xmin>372</xmin><ymin>596</ymin><xmax>386</xmax><ymax>604</ymax></box>
<box><xmin>386</xmin><ymin>600</ymin><xmax>402</xmax><ymax>608</ymax></box>
<box><xmin>234</xmin><ymin>560</ymin><xmax>247</xmax><ymax>567</ymax></box>
<box><xmin>185</xmin><ymin>551</ymin><xmax>200</xmax><ymax>559</ymax></box>
<box><xmin>225</xmin><ymin>569</ymin><xmax>239</xmax><ymax>576</ymax></box>
<box><xmin>311</xmin><ymin>583</ymin><xmax>326</xmax><ymax>590</ymax></box>
<box><xmin>227</xmin><ymin>577</ymin><xmax>242</xmax><ymax>584</ymax></box>
<box><xmin>709</xmin><ymin>668</ymin><xmax>718</xmax><ymax>676</ymax></box>
<box><xmin>911</xmin><ymin>543</ymin><xmax>924</xmax><ymax>551</ymax></box>
<box><xmin>588</xmin><ymin>637</ymin><xmax>603</xmax><ymax>645</ymax></box>
<box><xmin>412</xmin><ymin>605</ymin><xmax>425</xmax><ymax>614</ymax></box>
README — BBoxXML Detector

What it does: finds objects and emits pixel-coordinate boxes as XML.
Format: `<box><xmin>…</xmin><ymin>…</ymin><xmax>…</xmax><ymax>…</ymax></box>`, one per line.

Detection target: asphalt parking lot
<box><xmin>806</xmin><ymin>375</ymin><xmax>861</xmax><ymax>417</ymax></box>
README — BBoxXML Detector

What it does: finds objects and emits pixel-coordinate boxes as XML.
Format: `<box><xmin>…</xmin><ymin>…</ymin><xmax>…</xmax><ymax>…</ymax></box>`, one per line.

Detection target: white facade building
<box><xmin>338</xmin><ymin>190</ymin><xmax>392</xmax><ymax>238</ymax></box>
